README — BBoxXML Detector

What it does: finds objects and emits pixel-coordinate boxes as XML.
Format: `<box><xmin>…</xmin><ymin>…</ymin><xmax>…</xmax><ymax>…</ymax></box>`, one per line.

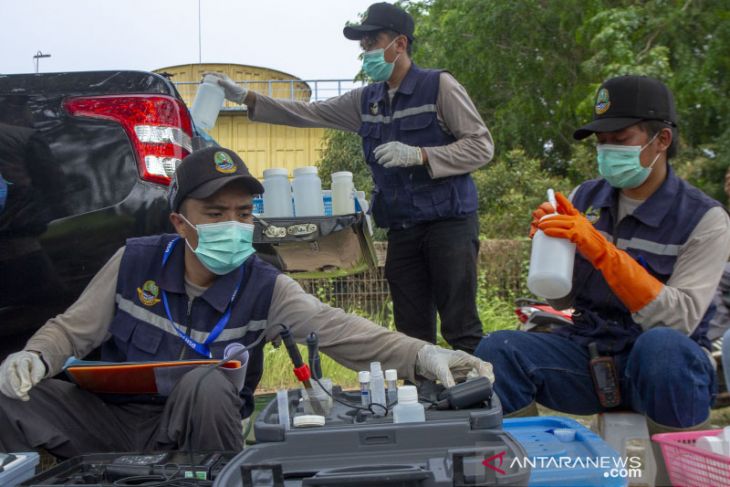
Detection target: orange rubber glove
<box><xmin>537</xmin><ymin>192</ymin><xmax>663</xmax><ymax>313</ymax></box>
<box><xmin>529</xmin><ymin>202</ymin><xmax>556</xmax><ymax>238</ymax></box>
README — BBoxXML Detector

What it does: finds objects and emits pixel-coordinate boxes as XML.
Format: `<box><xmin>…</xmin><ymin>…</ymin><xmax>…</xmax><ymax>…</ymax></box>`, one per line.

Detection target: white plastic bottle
<box><xmin>369</xmin><ymin>362</ymin><xmax>387</xmax><ymax>417</ymax></box>
<box><xmin>292</xmin><ymin>166</ymin><xmax>325</xmax><ymax>217</ymax></box>
<box><xmin>331</xmin><ymin>171</ymin><xmax>356</xmax><ymax>215</ymax></box>
<box><xmin>385</xmin><ymin>369</ymin><xmax>398</xmax><ymax>404</ymax></box>
<box><xmin>262</xmin><ymin>168</ymin><xmax>294</xmax><ymax>218</ymax></box>
<box><xmin>392</xmin><ymin>385</ymin><xmax>425</xmax><ymax>424</ymax></box>
<box><xmin>190</xmin><ymin>74</ymin><xmax>225</xmax><ymax>131</ymax></box>
<box><xmin>527</xmin><ymin>189</ymin><xmax>576</xmax><ymax>299</ymax></box>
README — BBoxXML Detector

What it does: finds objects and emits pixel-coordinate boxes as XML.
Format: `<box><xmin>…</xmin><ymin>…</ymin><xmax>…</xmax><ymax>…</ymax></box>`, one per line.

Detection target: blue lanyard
<box><xmin>160</xmin><ymin>237</ymin><xmax>244</xmax><ymax>358</ymax></box>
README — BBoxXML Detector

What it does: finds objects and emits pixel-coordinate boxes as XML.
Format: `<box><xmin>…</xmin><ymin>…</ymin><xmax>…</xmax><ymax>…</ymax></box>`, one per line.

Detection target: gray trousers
<box><xmin>0</xmin><ymin>368</ymin><xmax>243</xmax><ymax>458</ymax></box>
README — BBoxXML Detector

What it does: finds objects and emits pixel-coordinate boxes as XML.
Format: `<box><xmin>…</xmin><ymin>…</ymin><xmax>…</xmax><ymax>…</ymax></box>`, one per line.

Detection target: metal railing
<box><xmin>173</xmin><ymin>78</ymin><xmax>365</xmax><ymax>110</ymax></box>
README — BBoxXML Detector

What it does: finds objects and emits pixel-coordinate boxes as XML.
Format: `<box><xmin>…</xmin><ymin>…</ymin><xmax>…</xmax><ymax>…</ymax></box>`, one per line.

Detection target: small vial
<box><xmin>385</xmin><ymin>369</ymin><xmax>398</xmax><ymax>404</ymax></box>
<box><xmin>358</xmin><ymin>371</ymin><xmax>371</xmax><ymax>407</ymax></box>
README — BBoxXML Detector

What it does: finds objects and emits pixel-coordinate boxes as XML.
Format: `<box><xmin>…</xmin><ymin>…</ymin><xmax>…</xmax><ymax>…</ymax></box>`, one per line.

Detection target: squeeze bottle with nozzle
<box><xmin>527</xmin><ymin>189</ymin><xmax>576</xmax><ymax>299</ymax></box>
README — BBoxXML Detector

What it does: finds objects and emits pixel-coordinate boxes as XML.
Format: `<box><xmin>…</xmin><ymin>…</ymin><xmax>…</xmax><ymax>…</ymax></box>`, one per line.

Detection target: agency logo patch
<box><xmin>137</xmin><ymin>280</ymin><xmax>161</xmax><ymax>307</ymax></box>
<box><xmin>214</xmin><ymin>151</ymin><xmax>236</xmax><ymax>174</ymax></box>
<box><xmin>369</xmin><ymin>102</ymin><xmax>379</xmax><ymax>115</ymax></box>
<box><xmin>584</xmin><ymin>205</ymin><xmax>601</xmax><ymax>224</ymax></box>
<box><xmin>595</xmin><ymin>88</ymin><xmax>611</xmax><ymax>115</ymax></box>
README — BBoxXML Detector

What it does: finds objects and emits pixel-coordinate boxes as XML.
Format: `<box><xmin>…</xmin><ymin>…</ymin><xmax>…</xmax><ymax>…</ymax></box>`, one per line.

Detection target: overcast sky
<box><xmin>1</xmin><ymin>0</ymin><xmax>375</xmax><ymax>80</ymax></box>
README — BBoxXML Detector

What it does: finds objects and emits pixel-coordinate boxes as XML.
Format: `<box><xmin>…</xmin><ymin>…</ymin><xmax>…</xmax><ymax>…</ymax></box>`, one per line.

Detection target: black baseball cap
<box><xmin>573</xmin><ymin>75</ymin><xmax>678</xmax><ymax>140</ymax></box>
<box><xmin>168</xmin><ymin>147</ymin><xmax>264</xmax><ymax>212</ymax></box>
<box><xmin>343</xmin><ymin>2</ymin><xmax>415</xmax><ymax>41</ymax></box>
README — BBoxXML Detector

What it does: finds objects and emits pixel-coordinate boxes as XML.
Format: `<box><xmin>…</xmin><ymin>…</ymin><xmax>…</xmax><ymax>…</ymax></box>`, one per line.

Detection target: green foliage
<box><xmin>317</xmin><ymin>129</ymin><xmax>372</xmax><ymax>193</ymax></box>
<box><xmin>473</xmin><ymin>149</ymin><xmax>569</xmax><ymax>238</ymax></box>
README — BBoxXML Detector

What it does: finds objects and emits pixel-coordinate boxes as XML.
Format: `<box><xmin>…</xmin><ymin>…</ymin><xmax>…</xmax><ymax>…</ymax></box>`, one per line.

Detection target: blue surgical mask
<box><xmin>596</xmin><ymin>134</ymin><xmax>661</xmax><ymax>189</ymax></box>
<box><xmin>362</xmin><ymin>38</ymin><xmax>400</xmax><ymax>82</ymax></box>
<box><xmin>181</xmin><ymin>215</ymin><xmax>255</xmax><ymax>275</ymax></box>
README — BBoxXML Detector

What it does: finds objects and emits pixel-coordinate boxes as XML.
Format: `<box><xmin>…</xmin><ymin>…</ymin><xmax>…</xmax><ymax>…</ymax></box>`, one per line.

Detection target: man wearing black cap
<box><xmin>474</xmin><ymin>75</ymin><xmax>730</xmax><ymax>482</ymax></box>
<box><xmin>206</xmin><ymin>2</ymin><xmax>493</xmax><ymax>355</ymax></box>
<box><xmin>0</xmin><ymin>146</ymin><xmax>493</xmax><ymax>457</ymax></box>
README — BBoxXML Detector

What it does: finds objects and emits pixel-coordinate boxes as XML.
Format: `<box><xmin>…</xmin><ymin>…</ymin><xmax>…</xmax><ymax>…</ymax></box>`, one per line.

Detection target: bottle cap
<box><xmin>385</xmin><ymin>369</ymin><xmax>398</xmax><ymax>381</ymax></box>
<box><xmin>293</xmin><ymin>415</ymin><xmax>325</xmax><ymax>428</ymax></box>
<box><xmin>358</xmin><ymin>371</ymin><xmax>371</xmax><ymax>382</ymax></box>
<box><xmin>553</xmin><ymin>428</ymin><xmax>576</xmax><ymax>442</ymax></box>
<box><xmin>293</xmin><ymin>166</ymin><xmax>318</xmax><ymax>177</ymax></box>
<box><xmin>203</xmin><ymin>74</ymin><xmax>222</xmax><ymax>85</ymax></box>
<box><xmin>263</xmin><ymin>168</ymin><xmax>289</xmax><ymax>178</ymax></box>
<box><xmin>332</xmin><ymin>171</ymin><xmax>353</xmax><ymax>180</ymax></box>
<box><xmin>397</xmin><ymin>385</ymin><xmax>418</xmax><ymax>404</ymax></box>
<box><xmin>370</xmin><ymin>362</ymin><xmax>382</xmax><ymax>375</ymax></box>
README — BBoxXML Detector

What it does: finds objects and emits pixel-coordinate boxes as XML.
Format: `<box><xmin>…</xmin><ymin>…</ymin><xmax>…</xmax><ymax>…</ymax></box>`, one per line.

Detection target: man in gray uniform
<box><xmin>0</xmin><ymin>147</ymin><xmax>493</xmax><ymax>457</ymax></box>
<box><xmin>208</xmin><ymin>2</ymin><xmax>493</xmax><ymax>354</ymax></box>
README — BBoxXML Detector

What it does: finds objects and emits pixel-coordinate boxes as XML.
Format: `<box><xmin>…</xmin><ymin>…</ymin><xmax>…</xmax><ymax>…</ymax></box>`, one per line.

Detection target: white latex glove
<box><xmin>415</xmin><ymin>345</ymin><xmax>494</xmax><ymax>388</ymax></box>
<box><xmin>373</xmin><ymin>141</ymin><xmax>423</xmax><ymax>168</ymax></box>
<box><xmin>0</xmin><ymin>351</ymin><xmax>46</xmax><ymax>401</ymax></box>
<box><xmin>203</xmin><ymin>72</ymin><xmax>248</xmax><ymax>104</ymax></box>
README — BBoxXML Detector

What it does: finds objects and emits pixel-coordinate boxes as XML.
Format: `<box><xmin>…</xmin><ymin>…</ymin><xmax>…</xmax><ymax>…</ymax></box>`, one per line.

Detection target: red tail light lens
<box><xmin>64</xmin><ymin>95</ymin><xmax>193</xmax><ymax>185</ymax></box>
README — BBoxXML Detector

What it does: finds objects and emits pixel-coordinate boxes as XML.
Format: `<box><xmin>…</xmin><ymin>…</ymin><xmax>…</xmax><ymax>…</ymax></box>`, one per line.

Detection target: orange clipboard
<box><xmin>65</xmin><ymin>360</ymin><xmax>241</xmax><ymax>395</ymax></box>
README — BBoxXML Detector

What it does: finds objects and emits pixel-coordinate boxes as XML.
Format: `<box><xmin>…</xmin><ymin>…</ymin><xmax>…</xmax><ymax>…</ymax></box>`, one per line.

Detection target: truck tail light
<box><xmin>64</xmin><ymin>95</ymin><xmax>193</xmax><ymax>185</ymax></box>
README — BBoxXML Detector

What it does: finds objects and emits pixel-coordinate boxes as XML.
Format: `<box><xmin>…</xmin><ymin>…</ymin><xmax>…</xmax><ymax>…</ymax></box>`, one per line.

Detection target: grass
<box><xmin>259</xmin><ymin>272</ymin><xmax>518</xmax><ymax>391</ymax></box>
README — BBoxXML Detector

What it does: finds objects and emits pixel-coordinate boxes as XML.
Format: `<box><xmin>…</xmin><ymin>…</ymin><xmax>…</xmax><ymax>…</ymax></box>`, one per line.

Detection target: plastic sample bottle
<box><xmin>276</xmin><ymin>389</ymin><xmax>290</xmax><ymax>430</ymax></box>
<box><xmin>190</xmin><ymin>74</ymin><xmax>225</xmax><ymax>131</ymax></box>
<box><xmin>358</xmin><ymin>371</ymin><xmax>371</xmax><ymax>407</ymax></box>
<box><xmin>292</xmin><ymin>166</ymin><xmax>325</xmax><ymax>217</ymax></box>
<box><xmin>331</xmin><ymin>171</ymin><xmax>356</xmax><ymax>215</ymax></box>
<box><xmin>385</xmin><ymin>369</ymin><xmax>398</xmax><ymax>404</ymax></box>
<box><xmin>527</xmin><ymin>189</ymin><xmax>576</xmax><ymax>299</ymax></box>
<box><xmin>369</xmin><ymin>362</ymin><xmax>387</xmax><ymax>417</ymax></box>
<box><xmin>392</xmin><ymin>385</ymin><xmax>425</xmax><ymax>423</ymax></box>
<box><xmin>262</xmin><ymin>168</ymin><xmax>294</xmax><ymax>218</ymax></box>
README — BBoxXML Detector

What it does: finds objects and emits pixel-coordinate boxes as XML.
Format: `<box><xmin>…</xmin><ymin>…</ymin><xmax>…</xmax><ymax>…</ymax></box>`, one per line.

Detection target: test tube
<box><xmin>385</xmin><ymin>369</ymin><xmax>398</xmax><ymax>404</ymax></box>
<box><xmin>358</xmin><ymin>371</ymin><xmax>371</xmax><ymax>407</ymax></box>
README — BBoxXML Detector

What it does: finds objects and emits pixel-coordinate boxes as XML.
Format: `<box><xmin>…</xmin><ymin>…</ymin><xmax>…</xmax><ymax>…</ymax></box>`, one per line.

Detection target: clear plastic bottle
<box><xmin>262</xmin><ymin>168</ymin><xmax>294</xmax><ymax>218</ymax></box>
<box><xmin>190</xmin><ymin>74</ymin><xmax>225</xmax><ymax>131</ymax></box>
<box><xmin>385</xmin><ymin>369</ymin><xmax>398</xmax><ymax>404</ymax></box>
<box><xmin>358</xmin><ymin>371</ymin><xmax>371</xmax><ymax>408</ymax></box>
<box><xmin>527</xmin><ymin>189</ymin><xmax>576</xmax><ymax>299</ymax></box>
<box><xmin>292</xmin><ymin>166</ymin><xmax>325</xmax><ymax>217</ymax></box>
<box><xmin>392</xmin><ymin>385</ymin><xmax>425</xmax><ymax>423</ymax></box>
<box><xmin>331</xmin><ymin>171</ymin><xmax>356</xmax><ymax>215</ymax></box>
<box><xmin>369</xmin><ymin>362</ymin><xmax>387</xmax><ymax>417</ymax></box>
<box><xmin>276</xmin><ymin>389</ymin><xmax>290</xmax><ymax>430</ymax></box>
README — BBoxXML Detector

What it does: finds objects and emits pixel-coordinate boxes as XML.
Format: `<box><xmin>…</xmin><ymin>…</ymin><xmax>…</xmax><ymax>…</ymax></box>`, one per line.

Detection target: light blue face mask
<box><xmin>362</xmin><ymin>38</ymin><xmax>400</xmax><ymax>82</ymax></box>
<box><xmin>181</xmin><ymin>215</ymin><xmax>255</xmax><ymax>275</ymax></box>
<box><xmin>596</xmin><ymin>133</ymin><xmax>661</xmax><ymax>189</ymax></box>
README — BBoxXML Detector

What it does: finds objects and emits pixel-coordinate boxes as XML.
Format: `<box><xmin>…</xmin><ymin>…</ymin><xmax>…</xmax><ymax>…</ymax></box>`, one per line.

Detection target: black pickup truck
<box><xmin>0</xmin><ymin>71</ymin><xmax>193</xmax><ymax>355</ymax></box>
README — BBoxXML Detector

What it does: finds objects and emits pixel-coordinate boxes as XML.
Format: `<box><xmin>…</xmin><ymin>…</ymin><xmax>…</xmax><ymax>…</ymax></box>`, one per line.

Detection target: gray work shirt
<box><xmin>247</xmin><ymin>72</ymin><xmax>494</xmax><ymax>179</ymax></box>
<box><xmin>26</xmin><ymin>248</ymin><xmax>427</xmax><ymax>381</ymax></box>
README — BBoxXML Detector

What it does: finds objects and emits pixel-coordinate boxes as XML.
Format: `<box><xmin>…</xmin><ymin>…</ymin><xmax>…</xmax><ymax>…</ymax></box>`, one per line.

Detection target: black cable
<box><xmin>185</xmin><ymin>332</ymin><xmax>268</xmax><ymax>463</ymax></box>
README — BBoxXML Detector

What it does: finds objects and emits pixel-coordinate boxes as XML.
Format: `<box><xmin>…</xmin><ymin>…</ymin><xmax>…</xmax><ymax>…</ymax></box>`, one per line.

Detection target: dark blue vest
<box><xmin>101</xmin><ymin>234</ymin><xmax>280</xmax><ymax>417</ymax></box>
<box><xmin>358</xmin><ymin>64</ymin><xmax>478</xmax><ymax>229</ymax></box>
<box><xmin>554</xmin><ymin>167</ymin><xmax>720</xmax><ymax>354</ymax></box>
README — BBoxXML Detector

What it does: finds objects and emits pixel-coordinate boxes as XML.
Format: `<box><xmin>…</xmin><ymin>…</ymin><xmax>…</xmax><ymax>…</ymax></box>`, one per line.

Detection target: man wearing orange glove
<box><xmin>475</xmin><ymin>77</ymin><xmax>730</xmax><ymax>477</ymax></box>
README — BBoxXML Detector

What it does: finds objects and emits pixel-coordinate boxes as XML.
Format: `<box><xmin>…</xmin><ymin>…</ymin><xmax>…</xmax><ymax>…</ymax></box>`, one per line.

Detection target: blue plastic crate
<box><xmin>504</xmin><ymin>416</ymin><xmax>628</xmax><ymax>487</ymax></box>
<box><xmin>0</xmin><ymin>452</ymin><xmax>39</xmax><ymax>487</ymax></box>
